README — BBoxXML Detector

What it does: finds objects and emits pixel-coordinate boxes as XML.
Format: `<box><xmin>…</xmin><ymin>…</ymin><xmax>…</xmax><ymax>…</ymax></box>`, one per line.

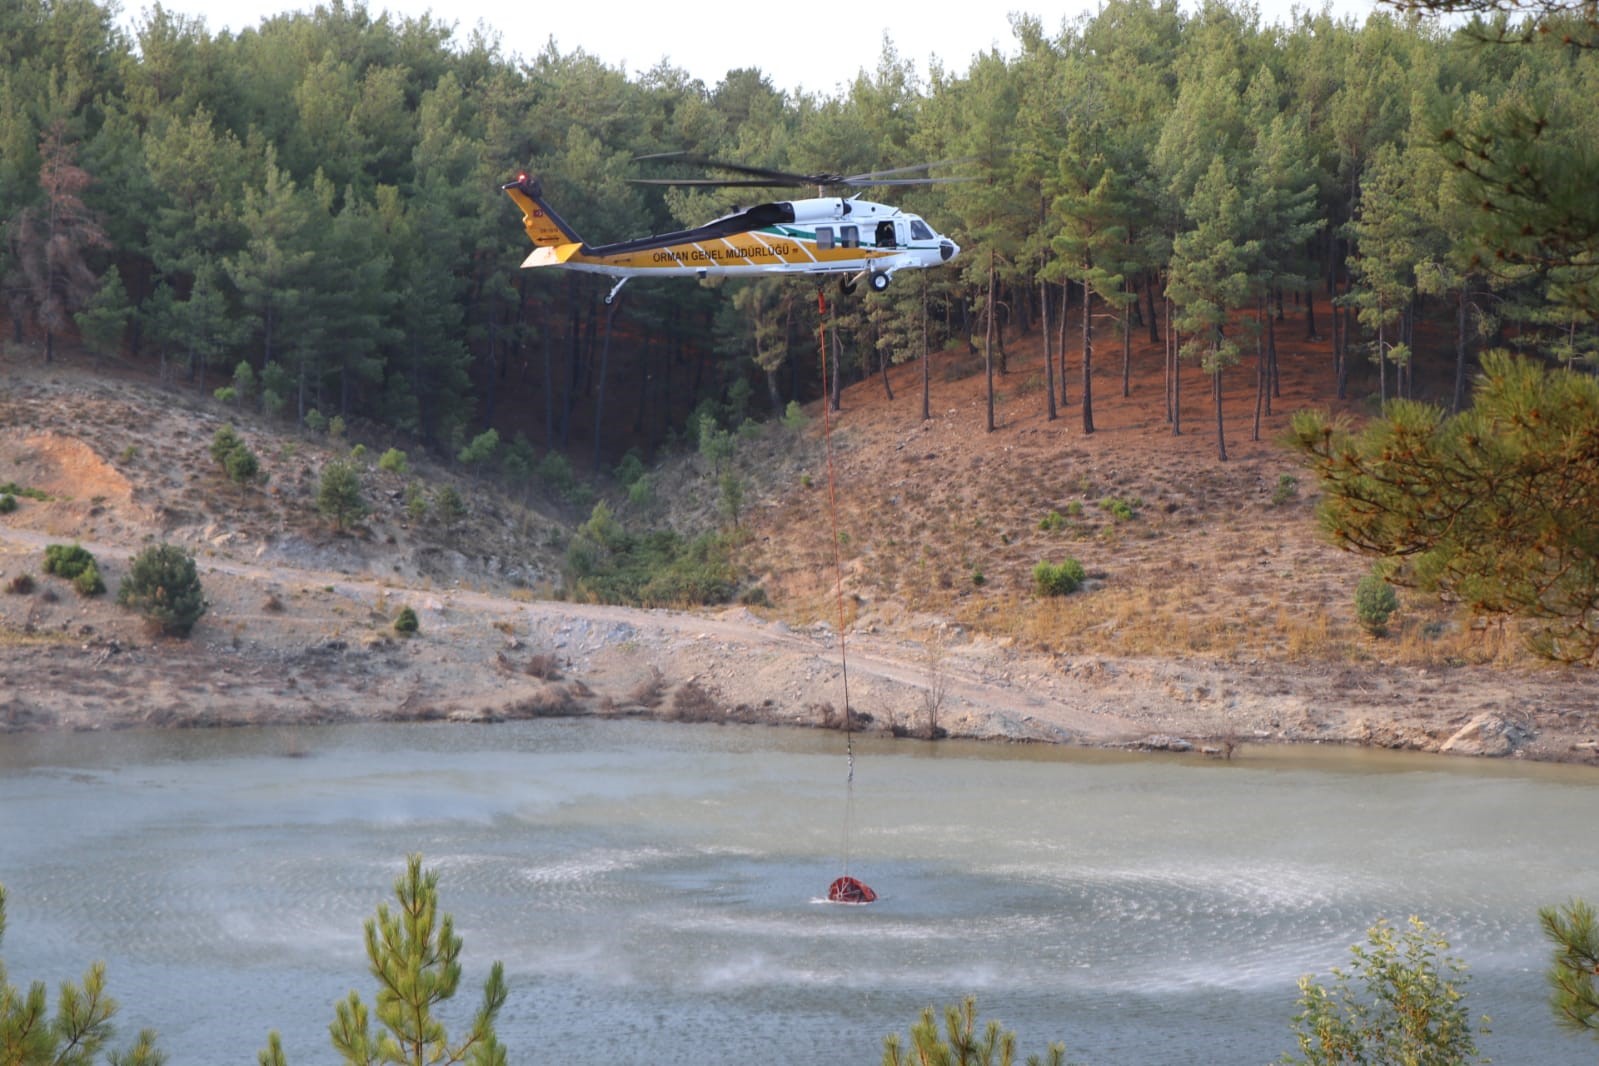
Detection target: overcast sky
<box><xmin>119</xmin><ymin>0</ymin><xmax>1385</xmax><ymax>96</ymax></box>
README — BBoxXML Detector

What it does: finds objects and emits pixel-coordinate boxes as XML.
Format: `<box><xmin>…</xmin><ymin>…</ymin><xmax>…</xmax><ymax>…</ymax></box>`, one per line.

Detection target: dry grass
<box><xmin>669</xmin><ymin>679</ymin><xmax>722</xmax><ymax>722</ymax></box>
<box><xmin>627</xmin><ymin>667</ymin><xmax>668</xmax><ymax>709</ymax></box>
<box><xmin>726</xmin><ymin>314</ymin><xmax>1557</xmax><ymax>673</ymax></box>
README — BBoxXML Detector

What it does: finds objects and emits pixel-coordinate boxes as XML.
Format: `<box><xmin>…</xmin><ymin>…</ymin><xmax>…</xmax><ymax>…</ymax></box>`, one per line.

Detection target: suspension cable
<box><xmin>817</xmin><ymin>287</ymin><xmax>856</xmax><ymax>878</ymax></box>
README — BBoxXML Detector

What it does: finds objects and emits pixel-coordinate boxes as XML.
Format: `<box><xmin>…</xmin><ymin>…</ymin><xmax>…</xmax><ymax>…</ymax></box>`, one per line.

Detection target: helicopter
<box><xmin>500</xmin><ymin>156</ymin><xmax>962</xmax><ymax>303</ymax></box>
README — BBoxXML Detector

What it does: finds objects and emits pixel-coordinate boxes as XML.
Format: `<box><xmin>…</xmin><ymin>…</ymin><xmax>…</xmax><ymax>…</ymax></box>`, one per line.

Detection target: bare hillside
<box><xmin>2</xmin><ymin>332</ymin><xmax>1597</xmax><ymax>763</ymax></box>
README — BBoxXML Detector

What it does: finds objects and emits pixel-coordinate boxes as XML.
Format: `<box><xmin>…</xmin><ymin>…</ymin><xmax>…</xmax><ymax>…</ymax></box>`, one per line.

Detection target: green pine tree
<box><xmin>317</xmin><ymin>459</ymin><xmax>367</xmax><ymax>533</ymax></box>
<box><xmin>116</xmin><ymin>543</ymin><xmax>206</xmax><ymax>637</ymax></box>
<box><xmin>882</xmin><ymin>996</ymin><xmax>1065</xmax><ymax>1066</ymax></box>
<box><xmin>1289</xmin><ymin>349</ymin><xmax>1599</xmax><ymax>661</ymax></box>
<box><xmin>1540</xmin><ymin>898</ymin><xmax>1599</xmax><ymax>1040</ymax></box>
<box><xmin>0</xmin><ymin>884</ymin><xmax>164</xmax><ymax>1066</ymax></box>
<box><xmin>258</xmin><ymin>855</ymin><xmax>506</xmax><ymax>1066</ymax></box>
<box><xmin>1167</xmin><ymin>155</ymin><xmax>1257</xmax><ymax>461</ymax></box>
<box><xmin>74</xmin><ymin>264</ymin><xmax>132</xmax><ymax>361</ymax></box>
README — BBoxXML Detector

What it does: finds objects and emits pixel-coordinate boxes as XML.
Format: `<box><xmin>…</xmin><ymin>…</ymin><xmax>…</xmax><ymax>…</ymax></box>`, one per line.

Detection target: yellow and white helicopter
<box><xmin>501</xmin><ymin>156</ymin><xmax>961</xmax><ymax>303</ymax></box>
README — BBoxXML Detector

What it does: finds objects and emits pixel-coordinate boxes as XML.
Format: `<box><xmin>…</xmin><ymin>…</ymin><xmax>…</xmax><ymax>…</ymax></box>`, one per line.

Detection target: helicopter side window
<box><xmin>815</xmin><ymin>227</ymin><xmax>835</xmax><ymax>250</ymax></box>
<box><xmin>875</xmin><ymin>221</ymin><xmax>896</xmax><ymax>248</ymax></box>
<box><xmin>840</xmin><ymin>225</ymin><xmax>859</xmax><ymax>248</ymax></box>
<box><xmin>910</xmin><ymin>219</ymin><xmax>934</xmax><ymax>241</ymax></box>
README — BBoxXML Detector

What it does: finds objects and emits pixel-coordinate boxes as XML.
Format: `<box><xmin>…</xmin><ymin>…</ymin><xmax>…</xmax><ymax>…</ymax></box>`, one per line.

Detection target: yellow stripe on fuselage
<box><xmin>556</xmin><ymin>232</ymin><xmax>888</xmax><ymax>273</ymax></box>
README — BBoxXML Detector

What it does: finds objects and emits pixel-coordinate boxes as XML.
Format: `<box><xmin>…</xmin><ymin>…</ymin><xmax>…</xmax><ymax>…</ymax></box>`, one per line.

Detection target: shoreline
<box><xmin>4</xmin><ymin>577</ymin><xmax>1596</xmax><ymax>766</ymax></box>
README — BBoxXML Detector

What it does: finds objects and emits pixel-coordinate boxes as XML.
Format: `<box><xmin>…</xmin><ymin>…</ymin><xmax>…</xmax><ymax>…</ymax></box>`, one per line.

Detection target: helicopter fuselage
<box><xmin>503</xmin><ymin>175</ymin><xmax>958</xmax><ymax>293</ymax></box>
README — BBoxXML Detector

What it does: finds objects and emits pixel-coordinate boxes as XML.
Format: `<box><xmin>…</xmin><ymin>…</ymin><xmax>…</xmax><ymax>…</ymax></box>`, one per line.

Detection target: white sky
<box><xmin>119</xmin><ymin>0</ymin><xmax>1385</xmax><ymax>97</ymax></box>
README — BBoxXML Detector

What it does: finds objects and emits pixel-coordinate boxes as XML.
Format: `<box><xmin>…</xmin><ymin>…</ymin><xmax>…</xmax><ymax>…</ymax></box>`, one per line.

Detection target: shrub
<box><xmin>223</xmin><ymin>445</ymin><xmax>260</xmax><ymax>484</ymax></box>
<box><xmin>328</xmin><ymin>414</ymin><xmax>346</xmax><ymax>440</ymax></box>
<box><xmin>718</xmin><ymin>471</ymin><xmax>744</xmax><ymax>526</ymax></box>
<box><xmin>212</xmin><ymin>385</ymin><xmax>237</xmax><ymax>404</ymax></box>
<box><xmin>211</xmin><ymin>425</ymin><xmax>260</xmax><ymax>484</ymax></box>
<box><xmin>971</xmin><ymin>569</ymin><xmax>986</xmax><ymax>587</ymax></box>
<box><xmin>72</xmin><ymin>563</ymin><xmax>106</xmax><ymax>597</ymax></box>
<box><xmin>303</xmin><ymin>408</ymin><xmax>327</xmax><ymax>434</ymax></box>
<box><xmin>1283</xmin><ymin>917</ymin><xmax>1483</xmax><ymax>1066</ymax></box>
<box><xmin>670</xmin><ymin>679</ymin><xmax>722</xmax><ymax>722</ymax></box>
<box><xmin>43</xmin><ymin>543</ymin><xmax>96</xmax><ymax>581</ymax></box>
<box><xmin>457</xmin><ymin>428</ymin><xmax>500</xmax><ymax>469</ymax></box>
<box><xmin>261</xmin><ymin>360</ymin><xmax>289</xmax><ymax>404</ymax></box>
<box><xmin>698</xmin><ymin>415</ymin><xmax>734</xmax><ymax>475</ymax></box>
<box><xmin>1099</xmin><ymin>496</ymin><xmax>1141</xmax><ymax>521</ymax></box>
<box><xmin>1033</xmin><ymin>558</ymin><xmax>1086</xmax><ymax>597</ymax></box>
<box><xmin>231</xmin><ymin>360</ymin><xmax>256</xmax><ymax>405</ymax></box>
<box><xmin>536</xmin><ymin>451</ymin><xmax>575</xmax><ymax>498</ymax></box>
<box><xmin>5</xmin><ymin>574</ymin><xmax>34</xmax><ymax>594</ymax></box>
<box><xmin>317</xmin><ymin>460</ymin><xmax>367</xmax><ymax>531</ymax></box>
<box><xmin>501</xmin><ymin>434</ymin><xmax>537</xmax><ymax>485</ymax></box>
<box><xmin>614</xmin><ymin>450</ymin><xmax>646</xmax><ymax>488</ymax></box>
<box><xmin>0</xmin><ymin>494</ymin><xmax>15</xmax><ymax>514</ymax></box>
<box><xmin>1355</xmin><ymin>571</ymin><xmax>1399</xmax><ymax>636</ymax></box>
<box><xmin>566</xmin><ymin>502</ymin><xmax>736</xmax><ymax>606</ymax></box>
<box><xmin>435</xmin><ymin>485</ymin><xmax>466</xmax><ymax>525</ymax></box>
<box><xmin>378</xmin><ymin>448</ymin><xmax>409</xmax><ymax>474</ymax></box>
<box><xmin>394</xmin><ymin>606</ymin><xmax>419</xmax><ymax>635</ymax></box>
<box><xmin>1038</xmin><ymin>509</ymin><xmax>1066</xmax><ymax>532</ymax></box>
<box><xmin>117</xmin><ymin>543</ymin><xmax>206</xmax><ymax>636</ymax></box>
<box><xmin>0</xmin><ymin>481</ymin><xmax>47</xmax><ymax>501</ymax></box>
<box><xmin>782</xmin><ymin>399</ymin><xmax>808</xmax><ymax>430</ymax></box>
<box><xmin>210</xmin><ymin>424</ymin><xmax>244</xmax><ymax>464</ymax></box>
<box><xmin>349</xmin><ymin>443</ymin><xmax>366</xmax><ymax>462</ymax></box>
<box><xmin>404</xmin><ymin>481</ymin><xmax>428</xmax><ymax>522</ymax></box>
<box><xmin>1272</xmin><ymin>473</ymin><xmax>1301</xmax><ymax>506</ymax></box>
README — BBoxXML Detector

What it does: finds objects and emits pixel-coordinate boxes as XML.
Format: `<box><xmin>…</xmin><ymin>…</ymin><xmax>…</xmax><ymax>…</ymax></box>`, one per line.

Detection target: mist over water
<box><xmin>1</xmin><ymin>721</ymin><xmax>1594</xmax><ymax>1065</ymax></box>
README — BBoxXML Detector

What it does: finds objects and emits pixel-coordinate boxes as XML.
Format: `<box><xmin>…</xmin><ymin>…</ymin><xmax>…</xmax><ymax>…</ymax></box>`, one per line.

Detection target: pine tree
<box><xmin>74</xmin><ymin>264</ymin><xmax>131</xmax><ymax>360</ymax></box>
<box><xmin>317</xmin><ymin>459</ymin><xmax>367</xmax><ymax>533</ymax></box>
<box><xmin>1540</xmin><ymin>898</ymin><xmax>1599</xmax><ymax>1040</ymax></box>
<box><xmin>1288</xmin><ymin>350</ymin><xmax>1599</xmax><ymax>661</ymax></box>
<box><xmin>5</xmin><ymin>119</ymin><xmax>108</xmax><ymax>362</ymax></box>
<box><xmin>258</xmin><ymin>855</ymin><xmax>507</xmax><ymax>1066</ymax></box>
<box><xmin>116</xmin><ymin>543</ymin><xmax>206</xmax><ymax>637</ymax></box>
<box><xmin>225</xmin><ymin>153</ymin><xmax>318</xmax><ymax>375</ymax></box>
<box><xmin>0</xmin><ymin>883</ymin><xmax>164</xmax><ymax>1066</ymax></box>
<box><xmin>1167</xmin><ymin>156</ymin><xmax>1257</xmax><ymax>461</ymax></box>
<box><xmin>882</xmin><ymin>996</ymin><xmax>1065</xmax><ymax>1066</ymax></box>
<box><xmin>1052</xmin><ymin>143</ymin><xmax>1134</xmax><ymax>437</ymax></box>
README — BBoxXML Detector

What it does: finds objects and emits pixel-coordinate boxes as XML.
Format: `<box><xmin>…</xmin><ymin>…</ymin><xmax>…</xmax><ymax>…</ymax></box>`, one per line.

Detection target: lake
<box><xmin>1</xmin><ymin>720</ymin><xmax>1594</xmax><ymax>1064</ymax></box>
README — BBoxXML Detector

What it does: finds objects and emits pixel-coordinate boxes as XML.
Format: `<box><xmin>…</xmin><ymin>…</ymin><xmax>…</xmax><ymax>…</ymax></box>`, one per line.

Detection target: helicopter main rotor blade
<box><xmin>628</xmin><ymin>177</ymin><xmax>801</xmax><ymax>188</ymax></box>
<box><xmin>840</xmin><ymin>158</ymin><xmax>975</xmax><ymax>183</ymax></box>
<box><xmin>634</xmin><ymin>154</ymin><xmax>817</xmax><ymax>186</ymax></box>
<box><xmin>634</xmin><ymin>152</ymin><xmax>976</xmax><ymax>191</ymax></box>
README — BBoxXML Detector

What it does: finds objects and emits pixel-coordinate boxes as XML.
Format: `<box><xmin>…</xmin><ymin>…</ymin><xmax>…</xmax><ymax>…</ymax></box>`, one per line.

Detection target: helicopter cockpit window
<box><xmin>875</xmin><ymin>221</ymin><xmax>896</xmax><ymax>248</ymax></box>
<box><xmin>910</xmin><ymin>219</ymin><xmax>934</xmax><ymax>241</ymax></box>
<box><xmin>815</xmin><ymin>227</ymin><xmax>835</xmax><ymax>251</ymax></box>
<box><xmin>840</xmin><ymin>225</ymin><xmax>859</xmax><ymax>248</ymax></box>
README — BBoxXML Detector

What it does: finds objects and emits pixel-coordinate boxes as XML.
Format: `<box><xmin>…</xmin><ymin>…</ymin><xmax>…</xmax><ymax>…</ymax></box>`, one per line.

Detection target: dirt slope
<box><xmin>2</xmin><ymin>328</ymin><xmax>1596</xmax><ymax>763</ymax></box>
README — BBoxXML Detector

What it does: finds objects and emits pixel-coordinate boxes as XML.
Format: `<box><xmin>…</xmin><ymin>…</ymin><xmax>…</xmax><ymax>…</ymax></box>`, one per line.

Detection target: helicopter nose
<box><xmin>940</xmin><ymin>240</ymin><xmax>958</xmax><ymax>262</ymax></box>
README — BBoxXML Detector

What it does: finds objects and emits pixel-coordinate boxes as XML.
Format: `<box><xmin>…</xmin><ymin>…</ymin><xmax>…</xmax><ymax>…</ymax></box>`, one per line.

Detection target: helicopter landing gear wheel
<box><xmin>868</xmin><ymin>271</ymin><xmax>890</xmax><ymax>292</ymax></box>
<box><xmin>838</xmin><ymin>275</ymin><xmax>858</xmax><ymax>296</ymax></box>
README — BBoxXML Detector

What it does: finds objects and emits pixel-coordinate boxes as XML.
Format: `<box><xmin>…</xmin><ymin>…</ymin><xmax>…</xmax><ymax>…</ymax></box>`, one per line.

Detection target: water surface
<box><xmin>0</xmin><ymin>721</ymin><xmax>1593</xmax><ymax>1064</ymax></box>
